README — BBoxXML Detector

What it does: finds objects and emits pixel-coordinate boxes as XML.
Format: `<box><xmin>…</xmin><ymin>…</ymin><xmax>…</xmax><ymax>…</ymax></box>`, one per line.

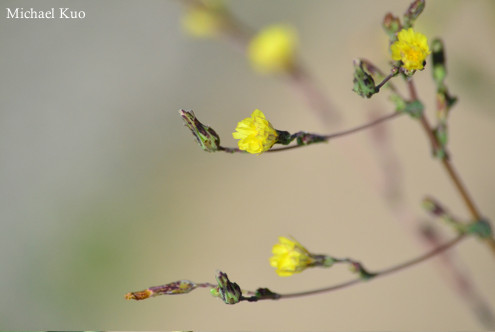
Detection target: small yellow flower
<box><xmin>232</xmin><ymin>109</ymin><xmax>278</xmax><ymax>154</ymax></box>
<box><xmin>391</xmin><ymin>28</ymin><xmax>431</xmax><ymax>71</ymax></box>
<box><xmin>181</xmin><ymin>1</ymin><xmax>224</xmax><ymax>38</ymax></box>
<box><xmin>248</xmin><ymin>24</ymin><xmax>297</xmax><ymax>74</ymax></box>
<box><xmin>270</xmin><ymin>236</ymin><xmax>315</xmax><ymax>277</ymax></box>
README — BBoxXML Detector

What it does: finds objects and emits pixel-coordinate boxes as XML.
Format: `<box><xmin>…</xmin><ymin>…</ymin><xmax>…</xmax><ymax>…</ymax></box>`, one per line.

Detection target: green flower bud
<box><xmin>431</xmin><ymin>39</ymin><xmax>446</xmax><ymax>85</ymax></box>
<box><xmin>403</xmin><ymin>0</ymin><xmax>425</xmax><ymax>29</ymax></box>
<box><xmin>214</xmin><ymin>271</ymin><xmax>243</xmax><ymax>305</ymax></box>
<box><xmin>180</xmin><ymin>109</ymin><xmax>221</xmax><ymax>152</ymax></box>
<box><xmin>244</xmin><ymin>288</ymin><xmax>281</xmax><ymax>302</ymax></box>
<box><xmin>382</xmin><ymin>13</ymin><xmax>402</xmax><ymax>41</ymax></box>
<box><xmin>352</xmin><ymin>59</ymin><xmax>377</xmax><ymax>98</ymax></box>
<box><xmin>422</xmin><ymin>197</ymin><xmax>446</xmax><ymax>217</ymax></box>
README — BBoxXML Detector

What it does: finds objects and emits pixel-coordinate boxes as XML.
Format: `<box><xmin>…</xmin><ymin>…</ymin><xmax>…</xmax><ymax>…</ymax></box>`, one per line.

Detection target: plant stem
<box><xmin>220</xmin><ymin>111</ymin><xmax>401</xmax><ymax>153</ymax></box>
<box><xmin>367</xmin><ymin>116</ymin><xmax>495</xmax><ymax>329</ymax></box>
<box><xmin>323</xmin><ymin>111</ymin><xmax>401</xmax><ymax>140</ymax></box>
<box><xmin>279</xmin><ymin>234</ymin><xmax>465</xmax><ymax>299</ymax></box>
<box><xmin>406</xmin><ymin>79</ymin><xmax>495</xmax><ymax>255</ymax></box>
<box><xmin>375</xmin><ymin>67</ymin><xmax>398</xmax><ymax>91</ymax></box>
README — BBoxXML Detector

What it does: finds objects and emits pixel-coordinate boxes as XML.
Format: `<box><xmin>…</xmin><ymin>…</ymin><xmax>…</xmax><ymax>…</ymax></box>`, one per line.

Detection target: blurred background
<box><xmin>1</xmin><ymin>0</ymin><xmax>494</xmax><ymax>330</ymax></box>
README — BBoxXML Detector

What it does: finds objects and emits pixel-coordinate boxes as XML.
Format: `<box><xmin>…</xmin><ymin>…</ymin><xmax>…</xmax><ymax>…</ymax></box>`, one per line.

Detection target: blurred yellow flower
<box><xmin>181</xmin><ymin>1</ymin><xmax>224</xmax><ymax>38</ymax></box>
<box><xmin>232</xmin><ymin>109</ymin><xmax>278</xmax><ymax>154</ymax></box>
<box><xmin>391</xmin><ymin>28</ymin><xmax>431</xmax><ymax>71</ymax></box>
<box><xmin>270</xmin><ymin>236</ymin><xmax>315</xmax><ymax>277</ymax></box>
<box><xmin>248</xmin><ymin>24</ymin><xmax>297</xmax><ymax>73</ymax></box>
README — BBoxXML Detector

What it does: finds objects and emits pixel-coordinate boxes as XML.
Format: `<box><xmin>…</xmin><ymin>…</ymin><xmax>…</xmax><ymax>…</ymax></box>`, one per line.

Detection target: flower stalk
<box><xmin>126</xmin><ymin>234</ymin><xmax>465</xmax><ymax>303</ymax></box>
<box><xmin>407</xmin><ymin>79</ymin><xmax>495</xmax><ymax>255</ymax></box>
<box><xmin>182</xmin><ymin>109</ymin><xmax>401</xmax><ymax>154</ymax></box>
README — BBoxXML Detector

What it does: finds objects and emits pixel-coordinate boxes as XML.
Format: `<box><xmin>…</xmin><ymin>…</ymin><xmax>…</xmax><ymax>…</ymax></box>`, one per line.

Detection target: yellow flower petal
<box><xmin>269</xmin><ymin>236</ymin><xmax>315</xmax><ymax>277</ymax></box>
<box><xmin>181</xmin><ymin>0</ymin><xmax>225</xmax><ymax>38</ymax></box>
<box><xmin>390</xmin><ymin>28</ymin><xmax>431</xmax><ymax>71</ymax></box>
<box><xmin>248</xmin><ymin>24</ymin><xmax>297</xmax><ymax>74</ymax></box>
<box><xmin>232</xmin><ymin>109</ymin><xmax>278</xmax><ymax>154</ymax></box>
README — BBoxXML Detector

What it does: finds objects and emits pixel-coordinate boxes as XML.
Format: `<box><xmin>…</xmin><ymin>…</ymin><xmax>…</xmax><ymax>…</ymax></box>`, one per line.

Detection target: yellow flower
<box><xmin>232</xmin><ymin>109</ymin><xmax>278</xmax><ymax>154</ymax></box>
<box><xmin>181</xmin><ymin>1</ymin><xmax>224</xmax><ymax>38</ymax></box>
<box><xmin>248</xmin><ymin>24</ymin><xmax>297</xmax><ymax>74</ymax></box>
<box><xmin>270</xmin><ymin>236</ymin><xmax>315</xmax><ymax>277</ymax></box>
<box><xmin>391</xmin><ymin>28</ymin><xmax>431</xmax><ymax>71</ymax></box>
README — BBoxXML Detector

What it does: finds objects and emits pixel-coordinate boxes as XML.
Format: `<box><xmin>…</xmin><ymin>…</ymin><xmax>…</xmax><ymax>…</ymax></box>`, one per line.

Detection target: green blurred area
<box><xmin>0</xmin><ymin>0</ymin><xmax>494</xmax><ymax>330</ymax></box>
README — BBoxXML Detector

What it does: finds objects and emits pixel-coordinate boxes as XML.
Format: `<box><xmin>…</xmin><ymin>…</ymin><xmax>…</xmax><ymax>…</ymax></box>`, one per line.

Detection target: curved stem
<box><xmin>322</xmin><ymin>111</ymin><xmax>401</xmax><ymax>141</ymax></box>
<box><xmin>279</xmin><ymin>234</ymin><xmax>465</xmax><ymax>299</ymax></box>
<box><xmin>407</xmin><ymin>80</ymin><xmax>495</xmax><ymax>255</ymax></box>
<box><xmin>220</xmin><ymin>111</ymin><xmax>402</xmax><ymax>153</ymax></box>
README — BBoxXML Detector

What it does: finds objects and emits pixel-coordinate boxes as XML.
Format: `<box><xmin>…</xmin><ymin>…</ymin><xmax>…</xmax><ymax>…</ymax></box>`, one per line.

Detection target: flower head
<box><xmin>391</xmin><ymin>28</ymin><xmax>431</xmax><ymax>72</ymax></box>
<box><xmin>270</xmin><ymin>236</ymin><xmax>315</xmax><ymax>277</ymax></box>
<box><xmin>248</xmin><ymin>24</ymin><xmax>297</xmax><ymax>74</ymax></box>
<box><xmin>232</xmin><ymin>109</ymin><xmax>278</xmax><ymax>154</ymax></box>
<box><xmin>181</xmin><ymin>0</ymin><xmax>225</xmax><ymax>38</ymax></box>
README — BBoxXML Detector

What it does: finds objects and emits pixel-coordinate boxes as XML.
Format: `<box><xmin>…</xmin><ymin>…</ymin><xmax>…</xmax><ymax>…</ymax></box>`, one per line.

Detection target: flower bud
<box><xmin>431</xmin><ymin>38</ymin><xmax>446</xmax><ymax>85</ymax></box>
<box><xmin>403</xmin><ymin>0</ymin><xmax>425</xmax><ymax>29</ymax></box>
<box><xmin>180</xmin><ymin>109</ymin><xmax>221</xmax><ymax>152</ymax></box>
<box><xmin>214</xmin><ymin>271</ymin><xmax>243</xmax><ymax>304</ymax></box>
<box><xmin>422</xmin><ymin>197</ymin><xmax>446</xmax><ymax>217</ymax></box>
<box><xmin>352</xmin><ymin>59</ymin><xmax>377</xmax><ymax>98</ymax></box>
<box><xmin>382</xmin><ymin>13</ymin><xmax>401</xmax><ymax>41</ymax></box>
<box><xmin>125</xmin><ymin>280</ymin><xmax>198</xmax><ymax>300</ymax></box>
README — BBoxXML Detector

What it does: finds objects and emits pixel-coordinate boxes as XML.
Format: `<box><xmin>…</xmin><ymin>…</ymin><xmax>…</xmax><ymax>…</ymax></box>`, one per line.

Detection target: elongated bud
<box><xmin>125</xmin><ymin>280</ymin><xmax>198</xmax><ymax>300</ymax></box>
<box><xmin>403</xmin><ymin>0</ymin><xmax>425</xmax><ymax>28</ymax></box>
<box><xmin>180</xmin><ymin>109</ymin><xmax>221</xmax><ymax>152</ymax></box>
<box><xmin>431</xmin><ymin>39</ymin><xmax>446</xmax><ymax>83</ymax></box>
<box><xmin>352</xmin><ymin>59</ymin><xmax>377</xmax><ymax>98</ymax></box>
<box><xmin>422</xmin><ymin>197</ymin><xmax>446</xmax><ymax>217</ymax></box>
<box><xmin>431</xmin><ymin>39</ymin><xmax>457</xmax><ymax>111</ymax></box>
<box><xmin>382</xmin><ymin>13</ymin><xmax>401</xmax><ymax>41</ymax></box>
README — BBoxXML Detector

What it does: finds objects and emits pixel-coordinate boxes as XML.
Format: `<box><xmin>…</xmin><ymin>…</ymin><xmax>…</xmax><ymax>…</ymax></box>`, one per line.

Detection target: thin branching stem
<box><xmin>278</xmin><ymin>234</ymin><xmax>465</xmax><ymax>299</ymax></box>
<box><xmin>322</xmin><ymin>111</ymin><xmax>401</xmax><ymax>140</ymax></box>
<box><xmin>219</xmin><ymin>111</ymin><xmax>402</xmax><ymax>153</ymax></box>
<box><xmin>375</xmin><ymin>67</ymin><xmax>399</xmax><ymax>91</ymax></box>
<box><xmin>407</xmin><ymin>80</ymin><xmax>495</xmax><ymax>255</ymax></box>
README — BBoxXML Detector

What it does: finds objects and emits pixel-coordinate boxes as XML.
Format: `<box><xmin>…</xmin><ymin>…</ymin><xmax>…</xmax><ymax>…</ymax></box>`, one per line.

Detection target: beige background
<box><xmin>1</xmin><ymin>0</ymin><xmax>494</xmax><ymax>330</ymax></box>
